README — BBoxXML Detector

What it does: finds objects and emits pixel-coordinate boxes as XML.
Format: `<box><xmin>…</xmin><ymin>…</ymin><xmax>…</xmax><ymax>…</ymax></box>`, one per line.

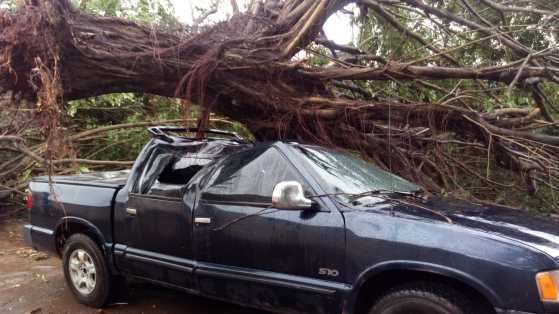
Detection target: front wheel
<box><xmin>369</xmin><ymin>282</ymin><xmax>484</xmax><ymax>314</ymax></box>
<box><xmin>62</xmin><ymin>234</ymin><xmax>111</xmax><ymax>308</ymax></box>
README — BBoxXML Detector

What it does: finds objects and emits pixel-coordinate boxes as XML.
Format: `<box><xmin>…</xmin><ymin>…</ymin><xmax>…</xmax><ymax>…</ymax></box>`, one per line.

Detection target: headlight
<box><xmin>536</xmin><ymin>270</ymin><xmax>559</xmax><ymax>302</ymax></box>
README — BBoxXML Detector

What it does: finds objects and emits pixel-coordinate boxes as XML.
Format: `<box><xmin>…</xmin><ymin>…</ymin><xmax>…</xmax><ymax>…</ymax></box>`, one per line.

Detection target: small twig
<box><xmin>507</xmin><ymin>53</ymin><xmax>532</xmax><ymax>95</ymax></box>
<box><xmin>0</xmin><ymin>135</ymin><xmax>24</xmax><ymax>142</ymax></box>
<box><xmin>0</xmin><ymin>184</ymin><xmax>26</xmax><ymax>196</ymax></box>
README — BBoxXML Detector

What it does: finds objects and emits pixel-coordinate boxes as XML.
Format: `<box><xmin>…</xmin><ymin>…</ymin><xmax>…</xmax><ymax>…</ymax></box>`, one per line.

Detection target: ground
<box><xmin>0</xmin><ymin>210</ymin><xmax>266</xmax><ymax>314</ymax></box>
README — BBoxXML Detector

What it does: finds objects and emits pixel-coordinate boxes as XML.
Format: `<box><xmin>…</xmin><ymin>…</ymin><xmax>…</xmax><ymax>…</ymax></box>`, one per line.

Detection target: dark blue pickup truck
<box><xmin>24</xmin><ymin>127</ymin><xmax>559</xmax><ymax>314</ymax></box>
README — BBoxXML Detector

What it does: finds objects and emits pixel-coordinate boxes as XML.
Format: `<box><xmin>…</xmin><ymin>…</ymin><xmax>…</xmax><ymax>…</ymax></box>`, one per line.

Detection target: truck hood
<box><xmin>356</xmin><ymin>196</ymin><xmax>559</xmax><ymax>259</ymax></box>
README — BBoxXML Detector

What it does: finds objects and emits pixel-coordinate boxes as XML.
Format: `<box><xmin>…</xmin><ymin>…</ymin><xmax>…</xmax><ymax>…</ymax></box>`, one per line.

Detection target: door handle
<box><xmin>126</xmin><ymin>208</ymin><xmax>137</xmax><ymax>215</ymax></box>
<box><xmin>194</xmin><ymin>217</ymin><xmax>211</xmax><ymax>224</ymax></box>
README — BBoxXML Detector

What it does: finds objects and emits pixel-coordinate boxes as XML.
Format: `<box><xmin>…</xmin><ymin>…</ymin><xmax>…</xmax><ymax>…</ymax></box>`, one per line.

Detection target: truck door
<box><xmin>114</xmin><ymin>148</ymin><xmax>201</xmax><ymax>292</ymax></box>
<box><xmin>193</xmin><ymin>145</ymin><xmax>347</xmax><ymax>314</ymax></box>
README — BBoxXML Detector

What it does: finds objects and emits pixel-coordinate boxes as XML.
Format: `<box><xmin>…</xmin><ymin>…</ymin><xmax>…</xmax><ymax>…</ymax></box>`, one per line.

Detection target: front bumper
<box><xmin>544</xmin><ymin>302</ymin><xmax>559</xmax><ymax>314</ymax></box>
<box><xmin>496</xmin><ymin>309</ymin><xmax>559</xmax><ymax>314</ymax></box>
<box><xmin>496</xmin><ymin>302</ymin><xmax>559</xmax><ymax>314</ymax></box>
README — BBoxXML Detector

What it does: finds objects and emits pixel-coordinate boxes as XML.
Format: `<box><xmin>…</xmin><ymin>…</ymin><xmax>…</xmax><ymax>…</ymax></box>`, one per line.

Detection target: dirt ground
<box><xmin>0</xmin><ymin>211</ymin><xmax>266</xmax><ymax>314</ymax></box>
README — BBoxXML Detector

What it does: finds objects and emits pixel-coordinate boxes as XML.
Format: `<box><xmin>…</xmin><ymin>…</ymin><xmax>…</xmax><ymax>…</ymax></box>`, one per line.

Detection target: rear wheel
<box><xmin>62</xmin><ymin>234</ymin><xmax>111</xmax><ymax>308</ymax></box>
<box><xmin>369</xmin><ymin>282</ymin><xmax>485</xmax><ymax>314</ymax></box>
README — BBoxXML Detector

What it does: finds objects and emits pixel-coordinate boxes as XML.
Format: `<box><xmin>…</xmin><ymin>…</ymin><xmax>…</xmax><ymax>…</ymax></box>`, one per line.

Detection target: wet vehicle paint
<box><xmin>23</xmin><ymin>135</ymin><xmax>559</xmax><ymax>314</ymax></box>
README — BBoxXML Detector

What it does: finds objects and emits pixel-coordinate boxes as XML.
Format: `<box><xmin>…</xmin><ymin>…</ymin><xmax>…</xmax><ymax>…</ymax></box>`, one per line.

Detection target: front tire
<box><xmin>62</xmin><ymin>234</ymin><xmax>111</xmax><ymax>308</ymax></box>
<box><xmin>369</xmin><ymin>282</ymin><xmax>481</xmax><ymax>314</ymax></box>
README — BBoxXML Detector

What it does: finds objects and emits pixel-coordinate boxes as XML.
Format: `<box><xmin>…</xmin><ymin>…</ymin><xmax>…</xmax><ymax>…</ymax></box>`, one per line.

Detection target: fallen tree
<box><xmin>1</xmin><ymin>0</ymin><xmax>558</xmax><ymax>209</ymax></box>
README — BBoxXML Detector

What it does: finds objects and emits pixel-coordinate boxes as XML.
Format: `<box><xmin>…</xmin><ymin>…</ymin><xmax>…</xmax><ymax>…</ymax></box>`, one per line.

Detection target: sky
<box><xmin>169</xmin><ymin>0</ymin><xmax>356</xmax><ymax>45</ymax></box>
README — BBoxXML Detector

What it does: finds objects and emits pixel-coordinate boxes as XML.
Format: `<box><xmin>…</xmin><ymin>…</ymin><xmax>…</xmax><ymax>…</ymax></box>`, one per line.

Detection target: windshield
<box><xmin>296</xmin><ymin>146</ymin><xmax>419</xmax><ymax>203</ymax></box>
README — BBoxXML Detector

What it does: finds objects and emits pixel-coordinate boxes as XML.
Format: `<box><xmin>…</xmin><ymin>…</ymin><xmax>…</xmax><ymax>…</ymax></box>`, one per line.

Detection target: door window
<box><xmin>202</xmin><ymin>147</ymin><xmax>307</xmax><ymax>204</ymax></box>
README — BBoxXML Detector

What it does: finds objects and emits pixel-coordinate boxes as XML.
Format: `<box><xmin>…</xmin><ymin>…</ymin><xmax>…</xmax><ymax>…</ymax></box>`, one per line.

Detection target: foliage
<box><xmin>350</xmin><ymin>0</ymin><xmax>558</xmax><ymax>211</ymax></box>
<box><xmin>72</xmin><ymin>0</ymin><xmax>179</xmax><ymax>28</ymax></box>
<box><xmin>0</xmin><ymin>0</ymin><xmax>15</xmax><ymax>10</ymax></box>
<box><xmin>0</xmin><ymin>0</ymin><xmax>557</xmax><ymax>214</ymax></box>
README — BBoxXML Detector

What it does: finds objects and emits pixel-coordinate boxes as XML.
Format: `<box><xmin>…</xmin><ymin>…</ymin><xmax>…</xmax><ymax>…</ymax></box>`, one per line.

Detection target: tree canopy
<box><xmin>0</xmin><ymin>0</ymin><xmax>558</xmax><ymax>211</ymax></box>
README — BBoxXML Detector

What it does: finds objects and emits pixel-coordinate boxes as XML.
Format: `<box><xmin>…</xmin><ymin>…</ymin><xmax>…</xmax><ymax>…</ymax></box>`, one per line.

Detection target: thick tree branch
<box><xmin>306</xmin><ymin>61</ymin><xmax>553</xmax><ymax>82</ymax></box>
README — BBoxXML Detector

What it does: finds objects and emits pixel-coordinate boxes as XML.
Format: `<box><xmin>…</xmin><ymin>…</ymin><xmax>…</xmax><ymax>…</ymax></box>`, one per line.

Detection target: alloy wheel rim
<box><xmin>68</xmin><ymin>249</ymin><xmax>96</xmax><ymax>295</ymax></box>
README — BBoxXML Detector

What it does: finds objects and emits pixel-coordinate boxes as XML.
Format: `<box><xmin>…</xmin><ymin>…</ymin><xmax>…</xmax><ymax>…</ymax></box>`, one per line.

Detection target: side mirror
<box><xmin>272</xmin><ymin>181</ymin><xmax>313</xmax><ymax>210</ymax></box>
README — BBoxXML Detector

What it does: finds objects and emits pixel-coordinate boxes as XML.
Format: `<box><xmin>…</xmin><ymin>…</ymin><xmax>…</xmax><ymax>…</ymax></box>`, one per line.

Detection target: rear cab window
<box><xmin>135</xmin><ymin>148</ymin><xmax>212</xmax><ymax>199</ymax></box>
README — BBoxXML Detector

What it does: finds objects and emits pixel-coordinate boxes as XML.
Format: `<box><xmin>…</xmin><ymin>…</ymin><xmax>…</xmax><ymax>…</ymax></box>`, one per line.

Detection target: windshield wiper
<box><xmin>348</xmin><ymin>189</ymin><xmax>424</xmax><ymax>203</ymax></box>
<box><xmin>309</xmin><ymin>189</ymin><xmax>425</xmax><ymax>205</ymax></box>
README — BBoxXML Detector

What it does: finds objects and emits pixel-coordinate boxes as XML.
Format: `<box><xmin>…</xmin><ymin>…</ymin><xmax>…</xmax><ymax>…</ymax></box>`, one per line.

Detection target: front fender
<box><xmin>347</xmin><ymin>260</ymin><xmax>503</xmax><ymax>312</ymax></box>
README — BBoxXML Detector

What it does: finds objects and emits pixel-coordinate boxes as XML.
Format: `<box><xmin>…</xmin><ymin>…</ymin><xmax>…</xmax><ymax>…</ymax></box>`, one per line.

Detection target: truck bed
<box><xmin>33</xmin><ymin>170</ymin><xmax>130</xmax><ymax>188</ymax></box>
<box><xmin>25</xmin><ymin>170</ymin><xmax>130</xmax><ymax>254</ymax></box>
